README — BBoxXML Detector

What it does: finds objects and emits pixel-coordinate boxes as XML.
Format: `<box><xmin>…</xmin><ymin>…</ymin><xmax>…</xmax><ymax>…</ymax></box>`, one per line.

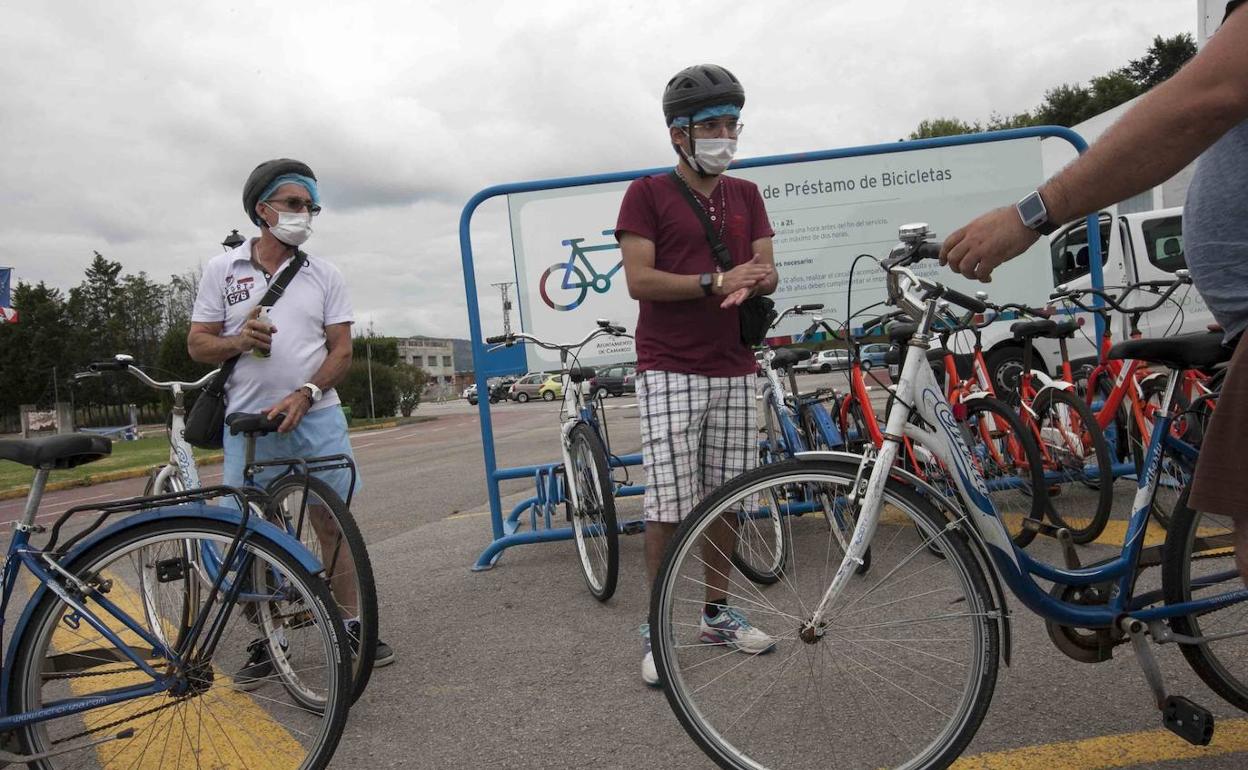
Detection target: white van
<box><xmin>970</xmin><ymin>206</ymin><xmax>1211</xmax><ymax>393</ymax></box>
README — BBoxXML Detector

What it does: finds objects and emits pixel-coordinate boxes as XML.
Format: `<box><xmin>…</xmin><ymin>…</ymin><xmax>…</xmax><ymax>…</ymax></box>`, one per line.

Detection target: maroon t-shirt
<box><xmin>615</xmin><ymin>173</ymin><xmax>775</xmax><ymax>377</ymax></box>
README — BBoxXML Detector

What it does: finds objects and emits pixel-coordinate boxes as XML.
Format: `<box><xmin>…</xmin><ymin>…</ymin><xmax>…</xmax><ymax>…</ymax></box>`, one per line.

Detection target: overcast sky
<box><xmin>0</xmin><ymin>1</ymin><xmax>1194</xmax><ymax>339</ymax></box>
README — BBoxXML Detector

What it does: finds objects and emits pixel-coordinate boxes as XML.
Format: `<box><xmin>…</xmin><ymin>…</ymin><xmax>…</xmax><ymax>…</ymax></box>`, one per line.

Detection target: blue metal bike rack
<box><xmin>460</xmin><ymin>125</ymin><xmax>1103</xmax><ymax>571</ymax></box>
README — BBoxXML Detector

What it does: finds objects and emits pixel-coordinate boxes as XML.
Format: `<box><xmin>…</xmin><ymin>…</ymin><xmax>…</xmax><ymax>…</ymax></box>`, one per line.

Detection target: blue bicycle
<box><xmin>0</xmin><ymin>433</ymin><xmax>351</xmax><ymax>768</ymax></box>
<box><xmin>651</xmin><ymin>224</ymin><xmax>1244</xmax><ymax>769</ymax></box>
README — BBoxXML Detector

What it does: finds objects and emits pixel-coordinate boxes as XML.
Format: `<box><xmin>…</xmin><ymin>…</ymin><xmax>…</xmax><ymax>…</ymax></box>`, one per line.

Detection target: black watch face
<box><xmin>1018</xmin><ymin>192</ymin><xmax>1047</xmax><ymax>225</ymax></box>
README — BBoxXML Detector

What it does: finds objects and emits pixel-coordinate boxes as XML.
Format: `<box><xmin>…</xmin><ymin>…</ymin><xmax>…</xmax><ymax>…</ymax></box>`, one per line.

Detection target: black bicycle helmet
<box><xmin>662</xmin><ymin>64</ymin><xmax>745</xmax><ymax>126</ymax></box>
<box><xmin>242</xmin><ymin>159</ymin><xmax>317</xmax><ymax>226</ymax></box>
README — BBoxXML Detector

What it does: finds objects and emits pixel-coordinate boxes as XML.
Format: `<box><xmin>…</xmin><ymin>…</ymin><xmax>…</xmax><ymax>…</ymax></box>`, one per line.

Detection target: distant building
<box><xmin>396</xmin><ymin>336</ymin><xmax>458</xmax><ymax>398</ymax></box>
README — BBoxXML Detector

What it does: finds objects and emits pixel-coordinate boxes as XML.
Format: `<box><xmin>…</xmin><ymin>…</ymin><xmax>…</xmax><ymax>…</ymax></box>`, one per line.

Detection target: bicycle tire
<box><xmin>1129</xmin><ymin>377</ymin><xmax>1197</xmax><ymax>529</ymax></box>
<box><xmin>651</xmin><ymin>457</ymin><xmax>1000</xmax><ymax>770</ymax></box>
<box><xmin>1162</xmin><ymin>483</ymin><xmax>1248</xmax><ymax>711</ymax></box>
<box><xmin>8</xmin><ymin>515</ymin><xmax>352</xmax><ymax>770</ymax></box>
<box><xmin>1031</xmin><ymin>387</ymin><xmax>1114</xmax><ymax>544</ymax></box>
<box><xmin>962</xmin><ymin>396</ymin><xmax>1045</xmax><ymax>548</ymax></box>
<box><xmin>568</xmin><ymin>422</ymin><xmax>619</xmax><ymax>601</ymax></box>
<box><xmin>840</xmin><ymin>398</ymin><xmax>871</xmax><ymax>454</ymax></box>
<box><xmin>266</xmin><ymin>474</ymin><xmax>378</xmax><ymax>702</ymax></box>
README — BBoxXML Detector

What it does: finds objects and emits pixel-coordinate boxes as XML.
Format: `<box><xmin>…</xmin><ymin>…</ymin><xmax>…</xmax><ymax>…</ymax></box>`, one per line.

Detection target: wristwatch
<box><xmin>699</xmin><ymin>272</ymin><xmax>714</xmax><ymax>296</ymax></box>
<box><xmin>1016</xmin><ymin>190</ymin><xmax>1058</xmax><ymax>236</ymax></box>
<box><xmin>300</xmin><ymin>382</ymin><xmax>323</xmax><ymax>404</ymax></box>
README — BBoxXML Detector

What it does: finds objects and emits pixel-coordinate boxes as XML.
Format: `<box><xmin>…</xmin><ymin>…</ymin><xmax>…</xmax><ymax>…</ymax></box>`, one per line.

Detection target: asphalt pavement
<box><xmin>3</xmin><ymin>371</ymin><xmax>1247</xmax><ymax>769</ymax></box>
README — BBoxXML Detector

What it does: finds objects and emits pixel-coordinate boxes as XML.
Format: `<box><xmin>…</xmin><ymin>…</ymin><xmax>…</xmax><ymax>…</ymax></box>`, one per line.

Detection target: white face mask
<box><xmin>264</xmin><ymin>206</ymin><xmax>313</xmax><ymax>246</ymax></box>
<box><xmin>686</xmin><ymin>138</ymin><xmax>737</xmax><ymax>176</ymax></box>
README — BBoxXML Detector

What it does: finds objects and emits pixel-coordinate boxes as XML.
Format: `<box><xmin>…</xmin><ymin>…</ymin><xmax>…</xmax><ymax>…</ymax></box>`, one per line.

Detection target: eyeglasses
<box><xmin>688</xmin><ymin>119</ymin><xmax>744</xmax><ymax>139</ymax></box>
<box><xmin>264</xmin><ymin>197</ymin><xmax>322</xmax><ymax>216</ymax></box>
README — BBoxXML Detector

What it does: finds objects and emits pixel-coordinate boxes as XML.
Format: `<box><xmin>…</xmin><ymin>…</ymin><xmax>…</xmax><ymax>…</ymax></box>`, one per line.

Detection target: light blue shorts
<box><xmin>222</xmin><ymin>405</ymin><xmax>361</xmax><ymax>504</ymax></box>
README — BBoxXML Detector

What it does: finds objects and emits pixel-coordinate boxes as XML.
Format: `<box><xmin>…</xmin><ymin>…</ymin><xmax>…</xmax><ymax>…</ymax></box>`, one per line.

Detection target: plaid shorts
<box><xmin>636</xmin><ymin>370</ymin><xmax>757</xmax><ymax>524</ymax></box>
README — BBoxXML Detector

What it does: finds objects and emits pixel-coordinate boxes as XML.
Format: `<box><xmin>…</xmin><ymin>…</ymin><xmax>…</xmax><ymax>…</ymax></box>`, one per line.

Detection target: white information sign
<box><xmin>507</xmin><ymin>138</ymin><xmax>1050</xmax><ymax>372</ymax></box>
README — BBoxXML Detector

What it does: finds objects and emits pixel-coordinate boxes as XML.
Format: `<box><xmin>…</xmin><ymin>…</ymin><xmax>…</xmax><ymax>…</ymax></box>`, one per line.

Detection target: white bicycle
<box><xmin>487</xmin><ymin>320</ymin><xmax>631</xmax><ymax>601</ymax></box>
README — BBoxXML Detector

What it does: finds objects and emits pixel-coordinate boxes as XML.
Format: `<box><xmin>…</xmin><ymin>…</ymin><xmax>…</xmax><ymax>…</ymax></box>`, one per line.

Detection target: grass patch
<box><xmin>0</xmin><ymin>435</ymin><xmax>224</xmax><ymax>499</ymax></box>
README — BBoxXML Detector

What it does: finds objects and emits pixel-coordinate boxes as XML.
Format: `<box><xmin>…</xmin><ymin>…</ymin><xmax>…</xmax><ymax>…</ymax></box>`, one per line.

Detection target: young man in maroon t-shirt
<box><xmin>616</xmin><ymin>64</ymin><xmax>779</xmax><ymax>686</ymax></box>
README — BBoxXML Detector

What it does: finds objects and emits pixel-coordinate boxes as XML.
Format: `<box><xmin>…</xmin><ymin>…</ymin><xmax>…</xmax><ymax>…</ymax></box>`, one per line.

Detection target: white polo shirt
<box><xmin>191</xmin><ymin>239</ymin><xmax>353</xmax><ymax>415</ymax></box>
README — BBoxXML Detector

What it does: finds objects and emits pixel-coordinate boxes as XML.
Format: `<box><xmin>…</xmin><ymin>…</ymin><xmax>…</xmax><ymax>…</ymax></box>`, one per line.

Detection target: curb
<box><xmin>0</xmin><ymin>415</ymin><xmax>437</xmax><ymax>501</ymax></box>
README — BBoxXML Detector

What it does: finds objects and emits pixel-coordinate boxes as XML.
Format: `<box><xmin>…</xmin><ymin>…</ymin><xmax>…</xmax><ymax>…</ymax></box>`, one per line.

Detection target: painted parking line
<box><xmin>953</xmin><ymin>719</ymin><xmax>1248</xmax><ymax>769</ymax></box>
<box><xmin>41</xmin><ymin>563</ymin><xmax>304</xmax><ymax>768</ymax></box>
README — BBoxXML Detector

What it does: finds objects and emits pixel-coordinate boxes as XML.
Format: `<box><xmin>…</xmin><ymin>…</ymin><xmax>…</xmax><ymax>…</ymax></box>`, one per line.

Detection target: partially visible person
<box><xmin>616</xmin><ymin>64</ymin><xmax>779</xmax><ymax>686</ymax></box>
<box><xmin>939</xmin><ymin>2</ymin><xmax>1248</xmax><ymax>584</ymax></box>
<box><xmin>188</xmin><ymin>158</ymin><xmax>394</xmax><ymax>684</ymax></box>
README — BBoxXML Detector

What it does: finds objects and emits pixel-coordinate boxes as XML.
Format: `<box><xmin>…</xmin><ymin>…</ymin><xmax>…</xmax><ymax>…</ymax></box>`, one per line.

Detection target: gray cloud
<box><xmin>0</xmin><ymin>0</ymin><xmax>1194</xmax><ymax>339</ymax></box>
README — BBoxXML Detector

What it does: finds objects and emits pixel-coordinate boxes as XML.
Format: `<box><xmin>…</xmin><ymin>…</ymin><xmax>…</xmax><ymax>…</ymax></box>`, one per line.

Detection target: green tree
<box><xmin>0</xmin><ymin>282</ymin><xmax>71</xmax><ymax>418</ymax></box>
<box><xmin>351</xmin><ymin>336</ymin><xmax>399</xmax><ymax>367</ymax></box>
<box><xmin>394</xmin><ymin>362</ymin><xmax>429</xmax><ymax>416</ymax></box>
<box><xmin>338</xmin><ymin>360</ymin><xmax>398</xmax><ymax>420</ymax></box>
<box><xmin>908</xmin><ymin>117</ymin><xmax>982</xmax><ymax>140</ymax></box>
<box><xmin>1088</xmin><ymin>71</ymin><xmax>1144</xmax><ymax>116</ymax></box>
<box><xmin>1123</xmin><ymin>33</ymin><xmax>1197</xmax><ymax>90</ymax></box>
<box><xmin>165</xmin><ymin>266</ymin><xmax>202</xmax><ymax>330</ymax></box>
<box><xmin>119</xmin><ymin>271</ymin><xmax>168</xmax><ymax>368</ymax></box>
<box><xmin>1033</xmin><ymin>83</ymin><xmax>1096</xmax><ymax>126</ymax></box>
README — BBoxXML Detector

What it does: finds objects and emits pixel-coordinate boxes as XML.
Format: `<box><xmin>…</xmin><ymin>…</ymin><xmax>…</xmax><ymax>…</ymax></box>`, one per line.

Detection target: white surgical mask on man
<box><xmin>264</xmin><ymin>206</ymin><xmax>313</xmax><ymax>246</ymax></box>
<box><xmin>686</xmin><ymin>138</ymin><xmax>737</xmax><ymax>176</ymax></box>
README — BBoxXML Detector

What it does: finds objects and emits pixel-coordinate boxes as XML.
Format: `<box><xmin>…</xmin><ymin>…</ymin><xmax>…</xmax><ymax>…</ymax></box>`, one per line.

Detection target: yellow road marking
<box><xmin>36</xmin><ymin>558</ymin><xmax>307</xmax><ymax>768</ymax></box>
<box><xmin>953</xmin><ymin>719</ymin><xmax>1248</xmax><ymax>769</ymax></box>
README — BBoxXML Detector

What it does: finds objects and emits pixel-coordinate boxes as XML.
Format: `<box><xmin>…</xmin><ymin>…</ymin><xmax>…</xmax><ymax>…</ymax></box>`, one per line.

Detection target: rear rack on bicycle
<box><xmin>46</xmin><ymin>485</ymin><xmax>253</xmax><ymax>556</ymax></box>
<box><xmin>248</xmin><ymin>452</ymin><xmax>359</xmax><ymax>507</ymax></box>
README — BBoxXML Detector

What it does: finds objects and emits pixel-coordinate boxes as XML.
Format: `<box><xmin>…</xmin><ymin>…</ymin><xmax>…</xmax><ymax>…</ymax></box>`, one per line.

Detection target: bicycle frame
<box><xmin>808</xmin><ymin>267</ymin><xmax>1248</xmax><ymax>633</ymax></box>
<box><xmin>0</xmin><ymin>479</ymin><xmax>259</xmax><ymax>731</ymax></box>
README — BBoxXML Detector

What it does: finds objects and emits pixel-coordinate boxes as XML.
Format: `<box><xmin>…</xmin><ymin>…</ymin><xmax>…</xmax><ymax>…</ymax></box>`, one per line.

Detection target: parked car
<box><xmin>589</xmin><ymin>363</ymin><xmax>636</xmax><ymax>397</ymax></box>
<box><xmin>858</xmin><ymin>343</ymin><xmax>891</xmax><ymax>371</ymax></box>
<box><xmin>537</xmin><ymin>375</ymin><xmax>563</xmax><ymax>401</ymax></box>
<box><xmin>796</xmin><ymin>349</ymin><xmax>850</xmax><ymax>374</ymax></box>
<box><xmin>467</xmin><ymin>377</ymin><xmax>515</xmax><ymax>406</ymax></box>
<box><xmin>508</xmin><ymin>373</ymin><xmax>548</xmax><ymax>402</ymax></box>
<box><xmin>462</xmin><ymin>384</ymin><xmax>477</xmax><ymax>401</ymax></box>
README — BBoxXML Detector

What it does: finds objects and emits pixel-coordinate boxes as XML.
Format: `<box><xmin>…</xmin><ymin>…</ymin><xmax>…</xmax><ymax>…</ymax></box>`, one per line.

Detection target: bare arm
<box><xmin>1043</xmin><ymin>10</ymin><xmax>1248</xmax><ymax>222</ymax></box>
<box><xmin>308</xmin><ymin>323</ymin><xmax>352</xmax><ymax>390</ymax></box>
<box><xmin>619</xmin><ymin>231</ymin><xmax>773</xmax><ymax>302</ymax></box>
<box><xmin>943</xmin><ymin>8</ymin><xmax>1248</xmax><ymax>281</ymax></box>
<box><xmin>750</xmin><ymin>237</ymin><xmax>778</xmax><ymax>296</ymax></box>
<box><xmin>187</xmin><ymin>321</ymin><xmax>243</xmax><ymax>363</ymax></box>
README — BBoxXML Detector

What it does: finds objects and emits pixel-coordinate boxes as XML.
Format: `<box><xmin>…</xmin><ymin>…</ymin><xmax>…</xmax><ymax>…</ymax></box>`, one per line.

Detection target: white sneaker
<box><xmin>699</xmin><ymin>607</ymin><xmax>776</xmax><ymax>654</ymax></box>
<box><xmin>640</xmin><ymin>623</ymin><xmax>659</xmax><ymax>687</ymax></box>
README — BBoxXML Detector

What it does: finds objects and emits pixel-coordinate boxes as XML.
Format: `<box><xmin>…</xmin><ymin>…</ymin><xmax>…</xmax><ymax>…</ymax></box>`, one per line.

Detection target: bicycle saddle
<box><xmin>1010</xmin><ymin>319</ymin><xmax>1058</xmax><ymax>340</ymax></box>
<box><xmin>568</xmin><ymin>367</ymin><xmax>596</xmax><ymax>384</ymax></box>
<box><xmin>0</xmin><ymin>434</ymin><xmax>111</xmax><ymax>469</ymax></box>
<box><xmin>886</xmin><ymin>322</ymin><xmax>918</xmax><ymax>343</ymax></box>
<box><xmin>770</xmin><ymin>348</ymin><xmax>812</xmax><ymax>370</ymax></box>
<box><xmin>1109</xmin><ymin>331</ymin><xmax>1232</xmax><ymax>370</ymax></box>
<box><xmin>226</xmin><ymin>412</ymin><xmax>286</xmax><ymax>436</ymax></box>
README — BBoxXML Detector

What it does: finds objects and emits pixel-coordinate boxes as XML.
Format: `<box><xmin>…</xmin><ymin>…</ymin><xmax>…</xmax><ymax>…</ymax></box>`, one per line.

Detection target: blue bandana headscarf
<box><xmin>259</xmin><ymin>174</ymin><xmax>320</xmax><ymax>206</ymax></box>
<box><xmin>669</xmin><ymin>104</ymin><xmax>741</xmax><ymax>128</ymax></box>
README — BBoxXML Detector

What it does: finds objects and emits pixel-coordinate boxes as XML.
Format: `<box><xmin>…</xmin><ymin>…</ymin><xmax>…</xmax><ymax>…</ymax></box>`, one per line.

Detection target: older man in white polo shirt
<box><xmin>189</xmin><ymin>158</ymin><xmax>394</xmax><ymax>681</ymax></box>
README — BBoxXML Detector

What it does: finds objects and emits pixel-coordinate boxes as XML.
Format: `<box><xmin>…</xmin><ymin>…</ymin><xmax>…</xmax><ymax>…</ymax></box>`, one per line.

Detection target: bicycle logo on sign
<box><xmin>539</xmin><ymin>229</ymin><xmax>623</xmax><ymax>311</ymax></box>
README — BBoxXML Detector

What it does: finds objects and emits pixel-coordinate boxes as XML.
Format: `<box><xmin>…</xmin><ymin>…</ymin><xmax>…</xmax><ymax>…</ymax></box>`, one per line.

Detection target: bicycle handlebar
<box><xmin>486</xmin><ymin>319</ymin><xmax>630</xmax><ymax>351</ymax></box>
<box><xmin>80</xmin><ymin>356</ymin><xmax>218</xmax><ymax>392</ymax></box>
<box><xmin>1050</xmin><ymin>273</ymin><xmax>1189</xmax><ymax>316</ymax></box>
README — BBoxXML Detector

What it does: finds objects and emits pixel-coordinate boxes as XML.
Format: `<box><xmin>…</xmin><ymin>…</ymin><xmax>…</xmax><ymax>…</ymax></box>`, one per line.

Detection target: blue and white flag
<box><xmin>0</xmin><ymin>267</ymin><xmax>10</xmax><ymax>308</ymax></box>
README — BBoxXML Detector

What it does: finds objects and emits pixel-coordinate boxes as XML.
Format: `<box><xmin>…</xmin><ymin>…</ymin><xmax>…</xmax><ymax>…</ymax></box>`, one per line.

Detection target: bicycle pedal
<box><xmin>1046</xmin><ymin>484</ymin><xmax>1062</xmax><ymax>498</ymax></box>
<box><xmin>1161</xmin><ymin>696</ymin><xmax>1214</xmax><ymax>746</ymax></box>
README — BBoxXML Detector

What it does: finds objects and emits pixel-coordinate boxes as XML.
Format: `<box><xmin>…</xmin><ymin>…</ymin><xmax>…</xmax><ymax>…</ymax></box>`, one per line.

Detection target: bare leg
<box><xmin>307</xmin><ymin>503</ymin><xmax>359</xmax><ymax>616</ymax></box>
<box><xmin>645</xmin><ymin>516</ymin><xmax>736</xmax><ymax>602</ymax></box>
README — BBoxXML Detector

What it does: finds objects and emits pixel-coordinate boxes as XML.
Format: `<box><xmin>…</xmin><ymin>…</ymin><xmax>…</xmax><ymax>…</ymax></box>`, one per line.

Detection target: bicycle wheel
<box><xmin>962</xmin><ymin>396</ymin><xmax>1045</xmax><ymax>548</ymax></box>
<box><xmin>1129</xmin><ymin>377</ymin><xmax>1198</xmax><ymax>529</ymax></box>
<box><xmin>1031</xmin><ymin>387</ymin><xmax>1114</xmax><ymax>543</ymax></box>
<box><xmin>266</xmin><ymin>474</ymin><xmax>378</xmax><ymax>702</ymax></box>
<box><xmin>839</xmin><ymin>398</ymin><xmax>871</xmax><ymax>453</ymax></box>
<box><xmin>651</xmin><ymin>457</ymin><xmax>1000</xmax><ymax>770</ymax></box>
<box><xmin>1162</xmin><ymin>484</ymin><xmax>1248</xmax><ymax>711</ymax></box>
<box><xmin>8</xmin><ymin>515</ymin><xmax>351</xmax><ymax>770</ymax></box>
<box><xmin>568</xmin><ymin>421</ymin><xmax>619</xmax><ymax>601</ymax></box>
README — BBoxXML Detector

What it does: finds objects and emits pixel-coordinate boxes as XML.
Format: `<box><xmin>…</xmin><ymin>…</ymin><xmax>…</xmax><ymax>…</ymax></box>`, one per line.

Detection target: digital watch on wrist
<box><xmin>1016</xmin><ymin>190</ymin><xmax>1058</xmax><ymax>235</ymax></box>
<box><xmin>699</xmin><ymin>272</ymin><xmax>714</xmax><ymax>296</ymax></box>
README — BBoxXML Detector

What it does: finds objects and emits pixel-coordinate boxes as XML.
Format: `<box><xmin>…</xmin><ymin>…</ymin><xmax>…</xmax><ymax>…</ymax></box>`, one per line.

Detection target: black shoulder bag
<box><xmin>183</xmin><ymin>250</ymin><xmax>306</xmax><ymax>449</ymax></box>
<box><xmin>669</xmin><ymin>172</ymin><xmax>776</xmax><ymax>347</ymax></box>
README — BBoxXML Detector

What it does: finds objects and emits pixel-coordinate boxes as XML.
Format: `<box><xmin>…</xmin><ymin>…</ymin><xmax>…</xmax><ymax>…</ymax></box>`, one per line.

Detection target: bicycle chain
<box><xmin>51</xmin><ymin>695</ymin><xmax>190</xmax><ymax>746</ymax></box>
